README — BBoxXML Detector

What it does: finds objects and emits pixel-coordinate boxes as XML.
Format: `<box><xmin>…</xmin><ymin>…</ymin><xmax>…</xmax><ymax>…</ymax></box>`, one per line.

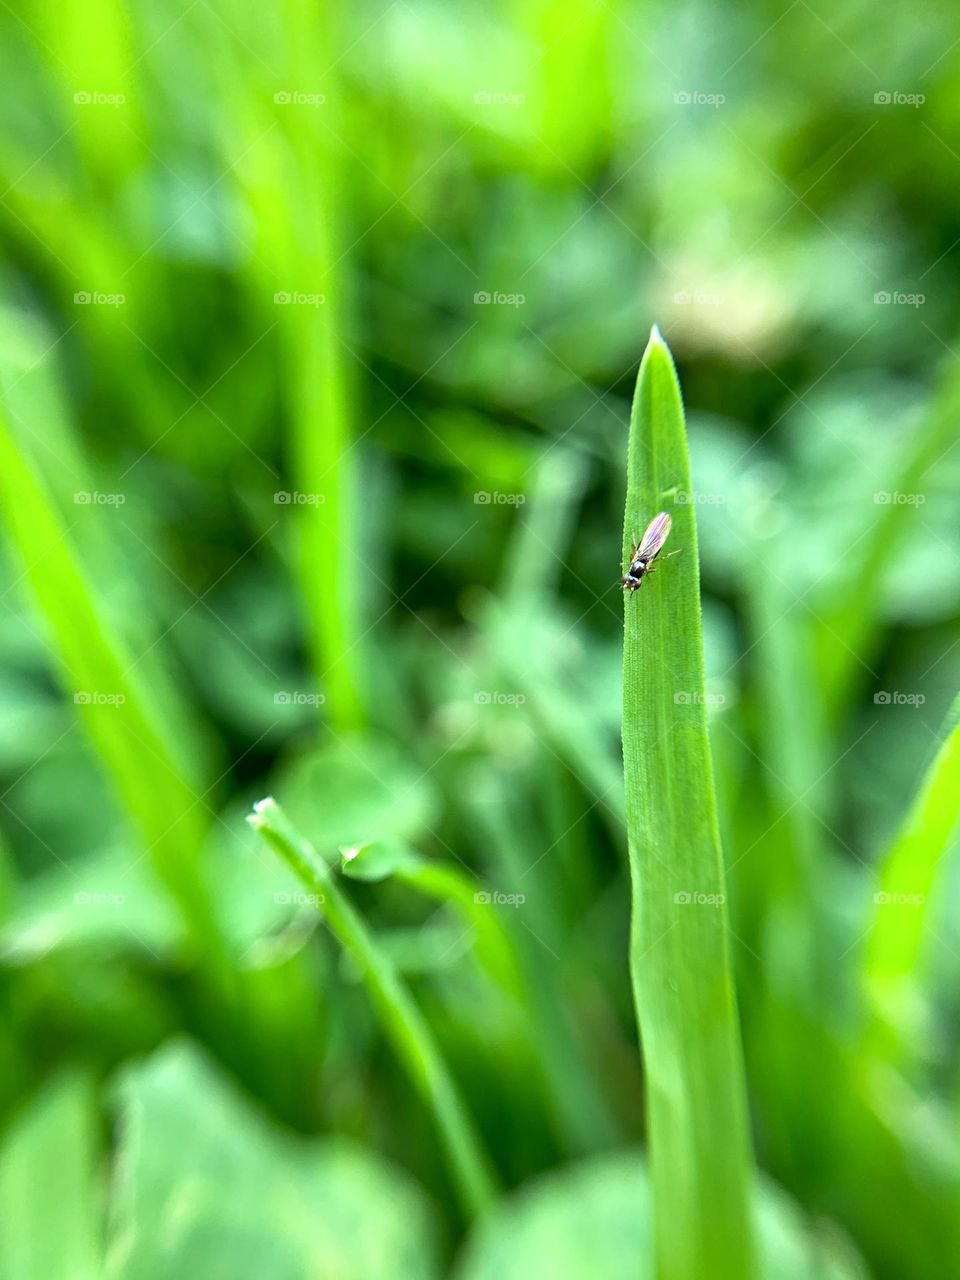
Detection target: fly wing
<box><xmin>637</xmin><ymin>512</ymin><xmax>672</xmax><ymax>560</ymax></box>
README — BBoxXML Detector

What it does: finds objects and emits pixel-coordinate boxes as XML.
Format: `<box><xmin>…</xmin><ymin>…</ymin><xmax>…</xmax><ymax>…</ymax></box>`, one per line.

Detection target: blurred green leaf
<box><xmin>0</xmin><ymin>403</ymin><xmax>221</xmax><ymax>956</ymax></box>
<box><xmin>457</xmin><ymin>1154</ymin><xmax>651</xmax><ymax>1280</ymax></box>
<box><xmin>0</xmin><ymin>1074</ymin><xmax>102</xmax><ymax>1280</ymax></box>
<box><xmin>277</xmin><ymin>736</ymin><xmax>440</xmax><ymax>852</ymax></box>
<box><xmin>863</xmin><ymin>694</ymin><xmax>960</xmax><ymax>1060</ymax></box>
<box><xmin>456</xmin><ymin>1153</ymin><xmax>870</xmax><ymax>1280</ymax></box>
<box><xmin>106</xmin><ymin>1040</ymin><xmax>440</xmax><ymax>1280</ymax></box>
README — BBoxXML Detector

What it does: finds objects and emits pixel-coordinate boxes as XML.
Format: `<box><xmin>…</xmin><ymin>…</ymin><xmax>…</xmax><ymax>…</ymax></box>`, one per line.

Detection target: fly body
<box><xmin>621</xmin><ymin>512</ymin><xmax>676</xmax><ymax>591</ymax></box>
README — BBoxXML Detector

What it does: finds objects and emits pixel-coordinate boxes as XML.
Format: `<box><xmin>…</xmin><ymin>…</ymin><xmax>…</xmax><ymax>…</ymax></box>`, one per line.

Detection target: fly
<box><xmin>621</xmin><ymin>512</ymin><xmax>678</xmax><ymax>591</ymax></box>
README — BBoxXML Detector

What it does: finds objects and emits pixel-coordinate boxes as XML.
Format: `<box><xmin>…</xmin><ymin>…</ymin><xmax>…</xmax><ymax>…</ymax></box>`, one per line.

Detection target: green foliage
<box><xmin>863</xmin><ymin>696</ymin><xmax>960</xmax><ymax>1061</ymax></box>
<box><xmin>0</xmin><ymin>1</ymin><xmax>958</xmax><ymax>1277</ymax></box>
<box><xmin>457</xmin><ymin>1154</ymin><xmax>869</xmax><ymax>1280</ymax></box>
<box><xmin>0</xmin><ymin>1075</ymin><xmax>102</xmax><ymax>1280</ymax></box>
<box><xmin>0</xmin><ymin>409</ymin><xmax>219</xmax><ymax>955</ymax></box>
<box><xmin>106</xmin><ymin>1042</ymin><xmax>440</xmax><ymax>1280</ymax></box>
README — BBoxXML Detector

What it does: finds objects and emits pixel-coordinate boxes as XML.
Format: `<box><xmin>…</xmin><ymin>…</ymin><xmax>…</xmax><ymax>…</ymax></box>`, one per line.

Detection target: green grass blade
<box><xmin>464</xmin><ymin>773</ymin><xmax>619</xmax><ymax>1154</ymax></box>
<box><xmin>340</xmin><ymin>838</ymin><xmax>524</xmax><ymax>999</ymax></box>
<box><xmin>0</xmin><ymin>406</ymin><xmax>220</xmax><ymax>953</ymax></box>
<box><xmin>862</xmin><ymin>694</ymin><xmax>960</xmax><ymax>1060</ymax></box>
<box><xmin>622</xmin><ymin>327</ymin><xmax>757</xmax><ymax>1280</ymax></box>
<box><xmin>0</xmin><ymin>314</ymin><xmax>216</xmax><ymax>789</ymax></box>
<box><xmin>0</xmin><ymin>1073</ymin><xmax>102</xmax><ymax>1280</ymax></box>
<box><xmin>744</xmin><ymin>561</ymin><xmax>830</xmax><ymax>998</ymax></box>
<box><xmin>276</xmin><ymin>0</ymin><xmax>363</xmax><ymax>733</ymax></box>
<box><xmin>816</xmin><ymin>375</ymin><xmax>960</xmax><ymax>717</ymax></box>
<box><xmin>247</xmin><ymin>798</ymin><xmax>498</xmax><ymax>1220</ymax></box>
<box><xmin>501</xmin><ymin>446</ymin><xmax>587</xmax><ymax>607</ymax></box>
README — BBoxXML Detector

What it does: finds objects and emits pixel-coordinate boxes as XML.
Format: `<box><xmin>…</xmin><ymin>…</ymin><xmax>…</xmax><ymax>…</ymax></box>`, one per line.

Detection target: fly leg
<box><xmin>645</xmin><ymin>549</ymin><xmax>682</xmax><ymax>576</ymax></box>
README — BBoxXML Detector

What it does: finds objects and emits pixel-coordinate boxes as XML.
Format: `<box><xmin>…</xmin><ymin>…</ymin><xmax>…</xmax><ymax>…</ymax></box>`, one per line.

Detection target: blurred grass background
<box><xmin>0</xmin><ymin>0</ymin><xmax>959</xmax><ymax>1276</ymax></box>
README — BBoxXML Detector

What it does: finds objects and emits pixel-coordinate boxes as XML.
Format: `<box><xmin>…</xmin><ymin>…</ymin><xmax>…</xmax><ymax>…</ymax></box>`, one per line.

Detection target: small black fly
<box><xmin>621</xmin><ymin>512</ymin><xmax>678</xmax><ymax>591</ymax></box>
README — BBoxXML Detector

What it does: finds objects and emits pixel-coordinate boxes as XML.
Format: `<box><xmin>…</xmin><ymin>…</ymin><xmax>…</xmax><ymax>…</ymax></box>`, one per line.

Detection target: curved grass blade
<box><xmin>861</xmin><ymin>693</ymin><xmax>960</xmax><ymax>1062</ymax></box>
<box><xmin>340</xmin><ymin>838</ymin><xmax>524</xmax><ymax>999</ymax></box>
<box><xmin>622</xmin><ymin>327</ymin><xmax>757</xmax><ymax>1280</ymax></box>
<box><xmin>0</xmin><ymin>405</ymin><xmax>221</xmax><ymax>956</ymax></box>
<box><xmin>816</xmin><ymin>375</ymin><xmax>960</xmax><ymax>717</ymax></box>
<box><xmin>247</xmin><ymin>798</ymin><xmax>497</xmax><ymax>1220</ymax></box>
